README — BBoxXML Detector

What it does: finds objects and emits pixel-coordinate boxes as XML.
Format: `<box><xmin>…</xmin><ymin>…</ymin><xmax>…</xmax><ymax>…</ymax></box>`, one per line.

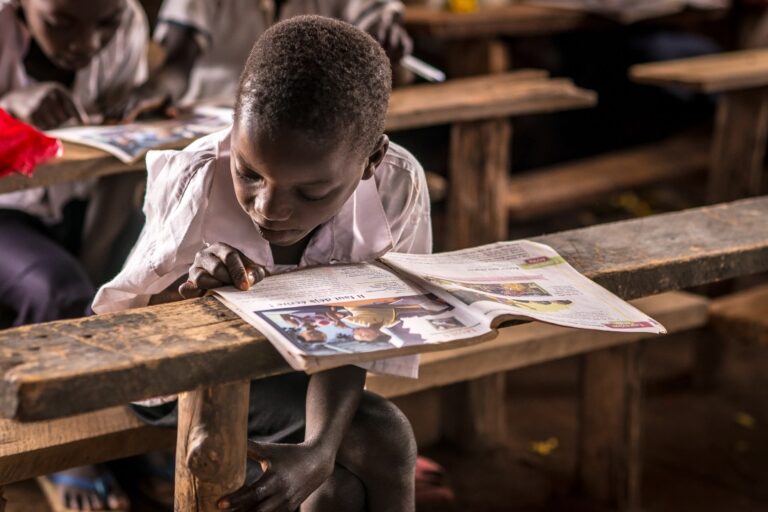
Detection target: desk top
<box><xmin>0</xmin><ymin>197</ymin><xmax>765</xmax><ymax>422</ymax></box>
<box><xmin>403</xmin><ymin>4</ymin><xmax>726</xmax><ymax>39</ymax></box>
<box><xmin>631</xmin><ymin>48</ymin><xmax>768</xmax><ymax>94</ymax></box>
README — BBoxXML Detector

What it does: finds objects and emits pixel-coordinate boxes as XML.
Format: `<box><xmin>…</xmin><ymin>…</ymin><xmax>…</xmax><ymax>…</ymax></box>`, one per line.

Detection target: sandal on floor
<box><xmin>37</xmin><ymin>468</ymin><xmax>129</xmax><ymax>512</ymax></box>
<box><xmin>415</xmin><ymin>456</ymin><xmax>457</xmax><ymax>511</ymax></box>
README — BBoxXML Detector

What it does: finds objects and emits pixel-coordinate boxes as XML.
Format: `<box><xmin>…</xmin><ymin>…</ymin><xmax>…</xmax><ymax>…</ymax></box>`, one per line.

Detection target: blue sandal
<box><xmin>37</xmin><ymin>468</ymin><xmax>129</xmax><ymax>511</ymax></box>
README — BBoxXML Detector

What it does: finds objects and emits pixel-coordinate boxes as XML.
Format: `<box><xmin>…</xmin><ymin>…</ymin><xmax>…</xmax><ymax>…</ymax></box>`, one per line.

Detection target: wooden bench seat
<box><xmin>710</xmin><ymin>283</ymin><xmax>768</xmax><ymax>346</ymax></box>
<box><xmin>630</xmin><ymin>49</ymin><xmax>768</xmax><ymax>202</ymax></box>
<box><xmin>0</xmin><ymin>197</ymin><xmax>766</xmax><ymax>511</ymax></box>
<box><xmin>505</xmin><ymin>132</ymin><xmax>708</xmax><ymax>222</ymax></box>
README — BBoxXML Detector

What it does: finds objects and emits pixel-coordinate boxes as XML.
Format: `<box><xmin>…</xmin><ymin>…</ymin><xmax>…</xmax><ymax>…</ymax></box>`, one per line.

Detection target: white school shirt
<box><xmin>0</xmin><ymin>0</ymin><xmax>148</xmax><ymax>224</ymax></box>
<box><xmin>93</xmin><ymin>127</ymin><xmax>432</xmax><ymax>378</ymax></box>
<box><xmin>154</xmin><ymin>0</ymin><xmax>404</xmax><ymax>106</ymax></box>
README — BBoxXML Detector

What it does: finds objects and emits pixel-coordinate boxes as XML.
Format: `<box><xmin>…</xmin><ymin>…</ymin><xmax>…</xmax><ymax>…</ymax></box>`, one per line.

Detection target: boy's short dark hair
<box><xmin>236</xmin><ymin>15</ymin><xmax>392</xmax><ymax>154</ymax></box>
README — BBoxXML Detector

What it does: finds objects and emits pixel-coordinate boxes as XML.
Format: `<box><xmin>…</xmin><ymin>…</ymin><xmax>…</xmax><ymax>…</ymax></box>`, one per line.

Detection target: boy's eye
<box><xmin>45</xmin><ymin>18</ymin><xmax>74</xmax><ymax>30</ymax></box>
<box><xmin>236</xmin><ymin>168</ymin><xmax>262</xmax><ymax>183</ymax></box>
<box><xmin>300</xmin><ymin>190</ymin><xmax>328</xmax><ymax>202</ymax></box>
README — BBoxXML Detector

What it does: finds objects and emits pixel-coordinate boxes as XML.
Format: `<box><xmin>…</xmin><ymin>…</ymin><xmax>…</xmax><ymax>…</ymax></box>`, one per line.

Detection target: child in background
<box><xmin>115</xmin><ymin>0</ymin><xmax>412</xmax><ymax>120</ymax></box>
<box><xmin>94</xmin><ymin>16</ymin><xmax>429</xmax><ymax>510</ymax></box>
<box><xmin>0</xmin><ymin>0</ymin><xmax>147</xmax><ymax>509</ymax></box>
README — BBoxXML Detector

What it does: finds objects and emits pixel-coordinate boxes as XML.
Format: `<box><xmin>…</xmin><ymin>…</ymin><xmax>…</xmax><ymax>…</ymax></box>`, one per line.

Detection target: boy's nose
<box><xmin>254</xmin><ymin>188</ymin><xmax>292</xmax><ymax>222</ymax></box>
<box><xmin>68</xmin><ymin>30</ymin><xmax>101</xmax><ymax>57</ymax></box>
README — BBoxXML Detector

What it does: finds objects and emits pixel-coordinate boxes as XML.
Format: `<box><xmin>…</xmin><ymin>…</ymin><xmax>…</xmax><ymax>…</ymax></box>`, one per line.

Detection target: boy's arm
<box><xmin>220</xmin><ymin>366</ymin><xmax>366</xmax><ymax>512</ymax></box>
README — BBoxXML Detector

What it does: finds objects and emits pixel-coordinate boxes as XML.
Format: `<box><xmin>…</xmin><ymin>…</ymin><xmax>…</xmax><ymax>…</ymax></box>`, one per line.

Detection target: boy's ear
<box><xmin>362</xmin><ymin>135</ymin><xmax>389</xmax><ymax>180</ymax></box>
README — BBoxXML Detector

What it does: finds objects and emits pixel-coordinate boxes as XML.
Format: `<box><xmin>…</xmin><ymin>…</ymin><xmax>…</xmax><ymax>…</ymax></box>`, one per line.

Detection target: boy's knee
<box><xmin>302</xmin><ymin>466</ymin><xmax>365</xmax><ymax>512</ymax></box>
<box><xmin>357</xmin><ymin>393</ymin><xmax>417</xmax><ymax>470</ymax></box>
<box><xmin>14</xmin><ymin>261</ymin><xmax>94</xmax><ymax>322</ymax></box>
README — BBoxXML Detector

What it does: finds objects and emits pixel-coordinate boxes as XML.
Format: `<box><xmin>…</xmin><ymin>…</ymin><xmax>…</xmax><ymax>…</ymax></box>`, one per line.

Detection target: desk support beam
<box><xmin>710</xmin><ymin>86</ymin><xmax>768</xmax><ymax>202</ymax></box>
<box><xmin>175</xmin><ymin>380</ymin><xmax>250</xmax><ymax>512</ymax></box>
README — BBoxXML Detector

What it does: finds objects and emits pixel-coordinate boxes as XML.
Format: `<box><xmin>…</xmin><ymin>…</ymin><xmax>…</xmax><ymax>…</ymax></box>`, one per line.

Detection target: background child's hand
<box><xmin>364</xmin><ymin>11</ymin><xmax>413</xmax><ymax>63</ymax></box>
<box><xmin>104</xmin><ymin>79</ymin><xmax>176</xmax><ymax>123</ymax></box>
<box><xmin>1</xmin><ymin>83</ymin><xmax>86</xmax><ymax>129</ymax></box>
<box><xmin>218</xmin><ymin>441</ymin><xmax>334</xmax><ymax>512</ymax></box>
<box><xmin>178</xmin><ymin>242</ymin><xmax>266</xmax><ymax>298</ymax></box>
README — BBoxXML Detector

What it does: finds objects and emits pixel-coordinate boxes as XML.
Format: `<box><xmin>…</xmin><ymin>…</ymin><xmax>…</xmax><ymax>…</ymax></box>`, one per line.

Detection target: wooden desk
<box><xmin>0</xmin><ymin>197</ymin><xmax>765</xmax><ymax>511</ymax></box>
<box><xmin>631</xmin><ymin>48</ymin><xmax>768</xmax><ymax>202</ymax></box>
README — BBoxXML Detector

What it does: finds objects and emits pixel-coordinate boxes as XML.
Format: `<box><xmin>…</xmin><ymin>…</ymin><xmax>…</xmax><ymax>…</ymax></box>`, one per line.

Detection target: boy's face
<box><xmin>21</xmin><ymin>0</ymin><xmax>125</xmax><ymax>70</ymax></box>
<box><xmin>231</xmin><ymin>117</ymin><xmax>388</xmax><ymax>247</ymax></box>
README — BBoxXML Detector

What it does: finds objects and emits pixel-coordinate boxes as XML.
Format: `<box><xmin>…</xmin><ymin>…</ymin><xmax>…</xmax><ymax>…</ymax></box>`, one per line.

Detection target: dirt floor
<box><xmin>8</xmin><ymin>329</ymin><xmax>768</xmax><ymax>512</ymax></box>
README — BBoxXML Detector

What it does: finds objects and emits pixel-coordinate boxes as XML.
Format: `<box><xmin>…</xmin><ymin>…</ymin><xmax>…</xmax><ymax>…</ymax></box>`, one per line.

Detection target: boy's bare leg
<box><xmin>301</xmin><ymin>465</ymin><xmax>365</xmax><ymax>512</ymax></box>
<box><xmin>335</xmin><ymin>393</ymin><xmax>417</xmax><ymax>512</ymax></box>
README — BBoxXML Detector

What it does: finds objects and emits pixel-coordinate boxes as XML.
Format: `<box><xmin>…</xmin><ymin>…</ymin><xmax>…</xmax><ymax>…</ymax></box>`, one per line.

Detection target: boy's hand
<box><xmin>2</xmin><ymin>83</ymin><xmax>86</xmax><ymax>129</ymax></box>
<box><xmin>179</xmin><ymin>242</ymin><xmax>267</xmax><ymax>298</ymax></box>
<box><xmin>218</xmin><ymin>441</ymin><xmax>334</xmax><ymax>512</ymax></box>
<box><xmin>364</xmin><ymin>11</ymin><xmax>413</xmax><ymax>63</ymax></box>
<box><xmin>104</xmin><ymin>79</ymin><xmax>176</xmax><ymax>123</ymax></box>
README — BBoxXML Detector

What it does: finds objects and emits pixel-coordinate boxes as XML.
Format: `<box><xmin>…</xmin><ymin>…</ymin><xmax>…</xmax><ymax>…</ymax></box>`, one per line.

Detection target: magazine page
<box><xmin>47</xmin><ymin>107</ymin><xmax>233</xmax><ymax>163</ymax></box>
<box><xmin>380</xmin><ymin>241</ymin><xmax>666</xmax><ymax>334</ymax></box>
<box><xmin>214</xmin><ymin>262</ymin><xmax>493</xmax><ymax>372</ymax></box>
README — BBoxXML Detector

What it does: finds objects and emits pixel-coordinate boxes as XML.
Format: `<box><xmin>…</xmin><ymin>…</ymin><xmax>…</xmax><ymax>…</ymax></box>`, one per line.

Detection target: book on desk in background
<box><xmin>214</xmin><ymin>240</ymin><xmax>666</xmax><ymax>374</ymax></box>
<box><xmin>47</xmin><ymin>107</ymin><xmax>233</xmax><ymax>164</ymax></box>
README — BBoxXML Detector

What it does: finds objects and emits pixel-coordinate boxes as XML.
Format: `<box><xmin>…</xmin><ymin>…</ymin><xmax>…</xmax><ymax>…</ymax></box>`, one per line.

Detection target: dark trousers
<box><xmin>0</xmin><ymin>209</ymin><xmax>94</xmax><ymax>327</ymax></box>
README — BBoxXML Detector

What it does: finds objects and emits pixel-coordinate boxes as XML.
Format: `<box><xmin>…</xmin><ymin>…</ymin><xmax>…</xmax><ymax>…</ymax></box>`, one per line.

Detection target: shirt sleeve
<box><xmin>340</xmin><ymin>0</ymin><xmax>404</xmax><ymax>32</ymax></box>
<box><xmin>92</xmin><ymin>148</ymin><xmax>215</xmax><ymax>313</ymax></box>
<box><xmin>154</xmin><ymin>0</ymin><xmax>216</xmax><ymax>51</ymax></box>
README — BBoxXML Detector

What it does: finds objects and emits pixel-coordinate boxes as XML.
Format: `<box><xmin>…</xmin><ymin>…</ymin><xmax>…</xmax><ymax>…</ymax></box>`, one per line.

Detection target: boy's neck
<box><xmin>23</xmin><ymin>38</ymin><xmax>76</xmax><ymax>87</ymax></box>
<box><xmin>270</xmin><ymin>230</ymin><xmax>315</xmax><ymax>266</ymax></box>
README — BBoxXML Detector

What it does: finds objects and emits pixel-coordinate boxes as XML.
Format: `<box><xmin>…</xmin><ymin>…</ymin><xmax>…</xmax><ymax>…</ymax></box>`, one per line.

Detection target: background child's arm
<box><xmin>220</xmin><ymin>366</ymin><xmax>366</xmax><ymax>511</ymax></box>
<box><xmin>343</xmin><ymin>0</ymin><xmax>413</xmax><ymax>63</ymax></box>
<box><xmin>1</xmin><ymin>83</ymin><xmax>86</xmax><ymax>129</ymax></box>
<box><xmin>111</xmin><ymin>24</ymin><xmax>202</xmax><ymax>122</ymax></box>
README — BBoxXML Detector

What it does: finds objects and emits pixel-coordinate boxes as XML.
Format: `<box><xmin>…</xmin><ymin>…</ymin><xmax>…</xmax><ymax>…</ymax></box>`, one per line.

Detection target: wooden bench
<box><xmin>0</xmin><ymin>71</ymin><xmax>597</xmax><ymax>251</ymax></box>
<box><xmin>710</xmin><ymin>283</ymin><xmax>768</xmax><ymax>346</ymax></box>
<box><xmin>506</xmin><ymin>131</ymin><xmax>709</xmax><ymax>222</ymax></box>
<box><xmin>0</xmin><ymin>196</ymin><xmax>766</xmax><ymax>511</ymax></box>
<box><xmin>630</xmin><ymin>48</ymin><xmax>768</xmax><ymax>202</ymax></box>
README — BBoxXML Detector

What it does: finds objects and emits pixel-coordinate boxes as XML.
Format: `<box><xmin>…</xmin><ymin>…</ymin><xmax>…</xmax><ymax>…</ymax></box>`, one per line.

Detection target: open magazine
<box><xmin>46</xmin><ymin>107</ymin><xmax>233</xmax><ymax>163</ymax></box>
<box><xmin>214</xmin><ymin>240</ymin><xmax>665</xmax><ymax>374</ymax></box>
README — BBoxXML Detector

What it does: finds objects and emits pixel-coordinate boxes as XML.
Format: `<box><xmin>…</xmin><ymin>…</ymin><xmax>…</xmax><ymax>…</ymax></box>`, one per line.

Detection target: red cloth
<box><xmin>0</xmin><ymin>108</ymin><xmax>62</xmax><ymax>178</ymax></box>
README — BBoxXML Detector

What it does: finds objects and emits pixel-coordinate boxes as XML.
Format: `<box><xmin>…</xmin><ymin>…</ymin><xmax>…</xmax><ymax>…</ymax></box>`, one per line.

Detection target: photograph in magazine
<box><xmin>255</xmin><ymin>293</ymin><xmax>466</xmax><ymax>357</ymax></box>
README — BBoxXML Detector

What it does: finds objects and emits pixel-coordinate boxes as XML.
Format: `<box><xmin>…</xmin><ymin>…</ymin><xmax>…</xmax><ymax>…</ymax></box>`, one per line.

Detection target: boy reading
<box><xmin>94</xmin><ymin>15</ymin><xmax>431</xmax><ymax>511</ymax></box>
<box><xmin>0</xmin><ymin>0</ymin><xmax>147</xmax><ymax>509</ymax></box>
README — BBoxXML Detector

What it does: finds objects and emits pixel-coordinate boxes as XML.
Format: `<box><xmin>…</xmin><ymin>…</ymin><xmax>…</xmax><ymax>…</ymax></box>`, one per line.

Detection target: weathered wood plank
<box><xmin>577</xmin><ymin>344</ymin><xmax>643</xmax><ymax>510</ymax></box>
<box><xmin>0</xmin><ymin>198</ymin><xmax>765</xmax><ymax>421</ymax></box>
<box><xmin>404</xmin><ymin>4</ymin><xmax>726</xmax><ymax>39</ymax></box>
<box><xmin>176</xmin><ymin>381</ymin><xmax>249</xmax><ymax>512</ymax></box>
<box><xmin>630</xmin><ymin>48</ymin><xmax>768</xmax><ymax>94</ymax></box>
<box><xmin>709</xmin><ymin>88</ymin><xmax>768</xmax><ymax>202</ymax></box>
<box><xmin>507</xmin><ymin>132</ymin><xmax>708</xmax><ymax>221</ymax></box>
<box><xmin>710</xmin><ymin>283</ymin><xmax>768</xmax><ymax>346</ymax></box>
<box><xmin>386</xmin><ymin>73</ymin><xmax>596</xmax><ymax>132</ymax></box>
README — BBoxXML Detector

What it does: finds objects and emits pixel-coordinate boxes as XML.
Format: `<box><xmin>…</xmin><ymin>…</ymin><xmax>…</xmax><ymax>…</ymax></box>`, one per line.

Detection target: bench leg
<box><xmin>175</xmin><ymin>380</ymin><xmax>250</xmax><ymax>512</ymax></box>
<box><xmin>710</xmin><ymin>87</ymin><xmax>768</xmax><ymax>203</ymax></box>
<box><xmin>441</xmin><ymin>373</ymin><xmax>507</xmax><ymax>451</ymax></box>
<box><xmin>447</xmin><ymin>119</ymin><xmax>511</xmax><ymax>250</ymax></box>
<box><xmin>577</xmin><ymin>344</ymin><xmax>643</xmax><ymax>511</ymax></box>
<box><xmin>0</xmin><ymin>486</ymin><xmax>6</xmax><ymax>512</ymax></box>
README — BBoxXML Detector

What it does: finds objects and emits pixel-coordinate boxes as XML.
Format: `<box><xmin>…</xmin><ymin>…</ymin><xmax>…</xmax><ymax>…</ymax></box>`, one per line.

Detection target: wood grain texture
<box><xmin>447</xmin><ymin>118</ymin><xmax>511</xmax><ymax>249</ymax></box>
<box><xmin>630</xmin><ymin>48</ymin><xmax>768</xmax><ymax>93</ymax></box>
<box><xmin>577</xmin><ymin>344</ymin><xmax>643</xmax><ymax>510</ymax></box>
<box><xmin>709</xmin><ymin>88</ymin><xmax>768</xmax><ymax>202</ymax></box>
<box><xmin>404</xmin><ymin>4</ymin><xmax>726</xmax><ymax>39</ymax></box>
<box><xmin>0</xmin><ymin>198</ymin><xmax>765</xmax><ymax>422</ymax></box>
<box><xmin>441</xmin><ymin>373</ymin><xmax>507</xmax><ymax>451</ymax></box>
<box><xmin>175</xmin><ymin>381</ymin><xmax>249</xmax><ymax>512</ymax></box>
<box><xmin>507</xmin><ymin>132</ymin><xmax>708</xmax><ymax>221</ymax></box>
<box><xmin>710</xmin><ymin>284</ymin><xmax>768</xmax><ymax>345</ymax></box>
<box><xmin>386</xmin><ymin>73</ymin><xmax>596</xmax><ymax>131</ymax></box>
<box><xmin>0</xmin><ymin>407</ymin><xmax>174</xmax><ymax>485</ymax></box>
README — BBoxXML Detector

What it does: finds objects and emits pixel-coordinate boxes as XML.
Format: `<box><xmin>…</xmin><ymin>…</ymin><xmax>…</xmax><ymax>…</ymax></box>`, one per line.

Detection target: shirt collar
<box><xmin>201</xmin><ymin>128</ymin><xmax>394</xmax><ymax>272</ymax></box>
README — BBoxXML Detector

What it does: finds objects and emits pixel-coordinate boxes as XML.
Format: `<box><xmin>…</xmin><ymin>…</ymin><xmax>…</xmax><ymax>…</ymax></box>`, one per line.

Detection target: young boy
<box><xmin>115</xmin><ymin>0</ymin><xmax>412</xmax><ymax>121</ymax></box>
<box><xmin>94</xmin><ymin>15</ymin><xmax>430</xmax><ymax>511</ymax></box>
<box><xmin>0</xmin><ymin>0</ymin><xmax>147</xmax><ymax>509</ymax></box>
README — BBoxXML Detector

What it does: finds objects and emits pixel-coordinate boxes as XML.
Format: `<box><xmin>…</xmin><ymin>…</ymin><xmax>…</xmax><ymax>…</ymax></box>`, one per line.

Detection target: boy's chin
<box><xmin>256</xmin><ymin>225</ymin><xmax>310</xmax><ymax>246</ymax></box>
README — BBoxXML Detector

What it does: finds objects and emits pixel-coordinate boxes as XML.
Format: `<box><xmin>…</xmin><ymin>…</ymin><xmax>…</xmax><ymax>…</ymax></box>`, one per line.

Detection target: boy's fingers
<box><xmin>196</xmin><ymin>252</ymin><xmax>232</xmax><ymax>284</ymax></box>
<box><xmin>178</xmin><ymin>280</ymin><xmax>204</xmax><ymax>299</ymax></box>
<box><xmin>223</xmin><ymin>251</ymin><xmax>252</xmax><ymax>290</ymax></box>
<box><xmin>188</xmin><ymin>266</ymin><xmax>226</xmax><ymax>290</ymax></box>
<box><xmin>219</xmin><ymin>475</ymin><xmax>277</xmax><ymax>510</ymax></box>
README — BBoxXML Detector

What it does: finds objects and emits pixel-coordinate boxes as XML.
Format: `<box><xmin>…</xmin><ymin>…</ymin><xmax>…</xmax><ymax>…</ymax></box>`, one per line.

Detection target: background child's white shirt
<box><xmin>93</xmin><ymin>127</ymin><xmax>432</xmax><ymax>378</ymax></box>
<box><xmin>0</xmin><ymin>0</ymin><xmax>148</xmax><ymax>224</ymax></box>
<box><xmin>155</xmin><ymin>0</ymin><xmax>403</xmax><ymax>106</ymax></box>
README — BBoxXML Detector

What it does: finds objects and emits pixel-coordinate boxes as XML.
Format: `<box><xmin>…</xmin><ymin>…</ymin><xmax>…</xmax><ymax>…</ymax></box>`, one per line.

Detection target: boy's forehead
<box><xmin>231</xmin><ymin>119</ymin><xmax>362</xmax><ymax>180</ymax></box>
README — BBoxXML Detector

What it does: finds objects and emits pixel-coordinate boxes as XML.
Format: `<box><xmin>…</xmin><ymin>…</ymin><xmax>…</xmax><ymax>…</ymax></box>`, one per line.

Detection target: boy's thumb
<box><xmin>246</xmin><ymin>440</ymin><xmax>271</xmax><ymax>472</ymax></box>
